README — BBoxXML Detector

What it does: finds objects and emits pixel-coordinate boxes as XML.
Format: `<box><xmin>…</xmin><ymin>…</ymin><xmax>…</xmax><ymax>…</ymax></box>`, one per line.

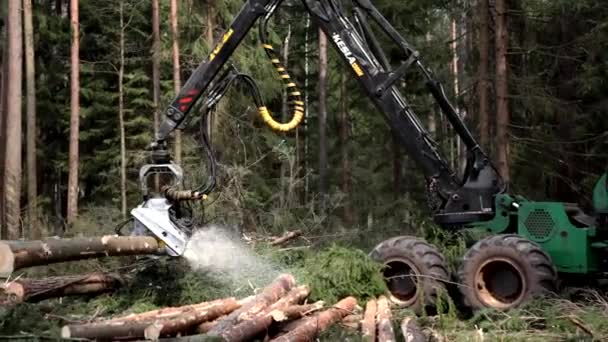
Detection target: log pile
<box><xmin>57</xmin><ymin>273</ymin><xmax>362</xmax><ymax>341</ymax></box>
<box><xmin>355</xmin><ymin>295</ymin><xmax>426</xmax><ymax>342</ymax></box>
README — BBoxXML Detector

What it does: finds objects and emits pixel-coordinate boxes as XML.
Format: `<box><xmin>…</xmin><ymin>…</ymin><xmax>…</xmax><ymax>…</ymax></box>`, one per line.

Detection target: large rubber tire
<box><xmin>457</xmin><ymin>234</ymin><xmax>557</xmax><ymax>311</ymax></box>
<box><xmin>370</xmin><ymin>236</ymin><xmax>449</xmax><ymax>314</ymax></box>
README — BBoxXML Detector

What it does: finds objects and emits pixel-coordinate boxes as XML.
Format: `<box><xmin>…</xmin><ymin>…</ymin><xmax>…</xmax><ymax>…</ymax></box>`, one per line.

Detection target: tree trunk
<box><xmin>280</xmin><ymin>25</ymin><xmax>292</xmax><ymax>208</ymax></box>
<box><xmin>66</xmin><ymin>0</ymin><xmax>80</xmax><ymax>225</ymax></box>
<box><xmin>62</xmin><ymin>298</ymin><xmax>239</xmax><ymax>340</ymax></box>
<box><xmin>0</xmin><ymin>12</ymin><xmax>10</xmax><ymax>238</ymax></box>
<box><xmin>477</xmin><ymin>0</ymin><xmax>490</xmax><ymax>150</ymax></box>
<box><xmin>339</xmin><ymin>72</ymin><xmax>352</xmax><ymax>224</ymax></box>
<box><xmin>361</xmin><ymin>298</ymin><xmax>377</xmax><ymax>342</ymax></box>
<box><xmin>109</xmin><ymin>297</ymin><xmax>244</xmax><ymax>323</ymax></box>
<box><xmin>170</xmin><ymin>0</ymin><xmax>182</xmax><ymax>163</ymax></box>
<box><xmin>376</xmin><ymin>296</ymin><xmax>396</xmax><ymax>342</ymax></box>
<box><xmin>0</xmin><ymin>235</ymin><xmax>165</xmax><ymax>275</ymax></box>
<box><xmin>24</xmin><ymin>0</ymin><xmax>38</xmax><ymax>238</ymax></box>
<box><xmin>268</xmin><ymin>296</ymin><xmax>357</xmax><ymax>342</ymax></box>
<box><xmin>4</xmin><ymin>0</ymin><xmax>23</xmax><ymax>239</ymax></box>
<box><xmin>0</xmin><ymin>272</ymin><xmax>123</xmax><ymax>305</ymax></box>
<box><xmin>318</xmin><ymin>29</ymin><xmax>328</xmax><ymax>211</ymax></box>
<box><xmin>118</xmin><ymin>0</ymin><xmax>127</xmax><ymax>218</ymax></box>
<box><xmin>495</xmin><ymin>0</ymin><xmax>510</xmax><ymax>186</ymax></box>
<box><xmin>207</xmin><ymin>274</ymin><xmax>296</xmax><ymax>336</ymax></box>
<box><xmin>303</xmin><ymin>14</ymin><xmax>310</xmax><ymax>203</ymax></box>
<box><xmin>152</xmin><ymin>0</ymin><xmax>161</xmax><ymax>135</ymax></box>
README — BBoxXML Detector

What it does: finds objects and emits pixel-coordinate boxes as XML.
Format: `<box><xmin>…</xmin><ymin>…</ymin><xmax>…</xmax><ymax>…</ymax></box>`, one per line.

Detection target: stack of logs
<box><xmin>0</xmin><ymin>234</ymin><xmax>425</xmax><ymax>341</ymax></box>
<box><xmin>61</xmin><ymin>274</ymin><xmax>357</xmax><ymax>341</ymax></box>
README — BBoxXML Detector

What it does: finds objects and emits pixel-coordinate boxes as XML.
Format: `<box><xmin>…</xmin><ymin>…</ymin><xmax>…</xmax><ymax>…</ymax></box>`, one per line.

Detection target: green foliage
<box><xmin>297</xmin><ymin>245</ymin><xmax>387</xmax><ymax>304</ymax></box>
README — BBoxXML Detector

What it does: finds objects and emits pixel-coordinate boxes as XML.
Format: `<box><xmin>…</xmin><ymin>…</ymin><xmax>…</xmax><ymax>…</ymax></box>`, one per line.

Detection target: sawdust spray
<box><xmin>182</xmin><ymin>225</ymin><xmax>283</xmax><ymax>287</ymax></box>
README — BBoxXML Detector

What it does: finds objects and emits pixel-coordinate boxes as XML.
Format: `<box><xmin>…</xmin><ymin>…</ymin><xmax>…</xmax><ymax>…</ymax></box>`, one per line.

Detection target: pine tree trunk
<box><xmin>495</xmin><ymin>0</ymin><xmax>510</xmax><ymax>185</ymax></box>
<box><xmin>280</xmin><ymin>26</ymin><xmax>291</xmax><ymax>208</ymax></box>
<box><xmin>152</xmin><ymin>0</ymin><xmax>161</xmax><ymax>135</ymax></box>
<box><xmin>170</xmin><ymin>0</ymin><xmax>181</xmax><ymax>163</ymax></box>
<box><xmin>67</xmin><ymin>0</ymin><xmax>80</xmax><ymax>225</ymax></box>
<box><xmin>118</xmin><ymin>0</ymin><xmax>127</xmax><ymax>218</ymax></box>
<box><xmin>24</xmin><ymin>0</ymin><xmax>38</xmax><ymax>238</ymax></box>
<box><xmin>339</xmin><ymin>72</ymin><xmax>352</xmax><ymax>224</ymax></box>
<box><xmin>318</xmin><ymin>29</ymin><xmax>328</xmax><ymax>211</ymax></box>
<box><xmin>303</xmin><ymin>14</ymin><xmax>310</xmax><ymax>203</ymax></box>
<box><xmin>477</xmin><ymin>0</ymin><xmax>490</xmax><ymax>150</ymax></box>
<box><xmin>0</xmin><ymin>16</ymin><xmax>8</xmax><ymax>238</ymax></box>
<box><xmin>4</xmin><ymin>0</ymin><xmax>24</xmax><ymax>239</ymax></box>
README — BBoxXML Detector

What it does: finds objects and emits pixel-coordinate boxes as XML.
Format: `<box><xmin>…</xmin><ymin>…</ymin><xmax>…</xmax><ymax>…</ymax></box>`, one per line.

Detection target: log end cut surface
<box><xmin>0</xmin><ymin>242</ymin><xmax>15</xmax><ymax>276</ymax></box>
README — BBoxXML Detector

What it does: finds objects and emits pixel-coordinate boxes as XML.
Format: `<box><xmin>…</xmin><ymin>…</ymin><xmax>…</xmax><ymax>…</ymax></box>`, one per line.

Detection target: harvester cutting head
<box><xmin>130</xmin><ymin>162</ymin><xmax>193</xmax><ymax>256</ymax></box>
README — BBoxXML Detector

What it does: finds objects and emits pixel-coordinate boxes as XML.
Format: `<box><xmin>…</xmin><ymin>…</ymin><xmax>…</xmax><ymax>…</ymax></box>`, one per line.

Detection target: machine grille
<box><xmin>524</xmin><ymin>209</ymin><xmax>555</xmax><ymax>240</ymax></box>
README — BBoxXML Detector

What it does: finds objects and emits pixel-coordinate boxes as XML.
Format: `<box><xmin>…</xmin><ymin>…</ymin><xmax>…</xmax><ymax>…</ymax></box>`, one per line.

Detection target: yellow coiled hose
<box><xmin>258</xmin><ymin>43</ymin><xmax>304</xmax><ymax>132</ymax></box>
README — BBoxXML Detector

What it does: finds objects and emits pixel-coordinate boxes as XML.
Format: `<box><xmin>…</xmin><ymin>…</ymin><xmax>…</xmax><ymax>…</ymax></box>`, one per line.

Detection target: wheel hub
<box><xmin>383</xmin><ymin>259</ymin><xmax>420</xmax><ymax>306</ymax></box>
<box><xmin>475</xmin><ymin>257</ymin><xmax>526</xmax><ymax>309</ymax></box>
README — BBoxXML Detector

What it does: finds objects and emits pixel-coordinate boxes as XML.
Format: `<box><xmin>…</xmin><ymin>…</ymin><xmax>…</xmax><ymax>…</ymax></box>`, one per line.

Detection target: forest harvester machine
<box><xmin>128</xmin><ymin>0</ymin><xmax>608</xmax><ymax>313</ymax></box>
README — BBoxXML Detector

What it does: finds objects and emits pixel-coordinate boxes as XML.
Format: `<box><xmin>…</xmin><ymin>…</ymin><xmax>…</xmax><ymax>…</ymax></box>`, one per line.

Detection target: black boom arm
<box><xmin>153</xmin><ymin>0</ymin><xmax>504</xmax><ymax>228</ymax></box>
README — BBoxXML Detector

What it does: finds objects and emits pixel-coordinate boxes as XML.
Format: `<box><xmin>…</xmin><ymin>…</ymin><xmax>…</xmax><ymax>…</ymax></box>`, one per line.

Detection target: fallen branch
<box><xmin>361</xmin><ymin>299</ymin><xmax>377</xmax><ymax>342</ymax></box>
<box><xmin>269</xmin><ymin>296</ymin><xmax>357</xmax><ymax>342</ymax></box>
<box><xmin>207</xmin><ymin>274</ymin><xmax>296</xmax><ymax>336</ymax></box>
<box><xmin>0</xmin><ymin>235</ymin><xmax>164</xmax><ymax>275</ymax></box>
<box><xmin>0</xmin><ymin>272</ymin><xmax>122</xmax><ymax>305</ymax></box>
<box><xmin>61</xmin><ymin>298</ymin><xmax>239</xmax><ymax>340</ymax></box>
<box><xmin>269</xmin><ymin>231</ymin><xmax>302</xmax><ymax>246</ymax></box>
<box><xmin>341</xmin><ymin>314</ymin><xmax>362</xmax><ymax>330</ymax></box>
<box><xmin>377</xmin><ymin>296</ymin><xmax>396</xmax><ymax>342</ymax></box>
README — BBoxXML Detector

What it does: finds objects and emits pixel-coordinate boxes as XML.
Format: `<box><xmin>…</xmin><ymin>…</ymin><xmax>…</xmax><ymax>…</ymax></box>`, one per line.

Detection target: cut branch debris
<box><xmin>0</xmin><ymin>235</ymin><xmax>164</xmax><ymax>275</ymax></box>
<box><xmin>269</xmin><ymin>230</ymin><xmax>302</xmax><ymax>246</ymax></box>
<box><xmin>400</xmin><ymin>317</ymin><xmax>426</xmax><ymax>342</ymax></box>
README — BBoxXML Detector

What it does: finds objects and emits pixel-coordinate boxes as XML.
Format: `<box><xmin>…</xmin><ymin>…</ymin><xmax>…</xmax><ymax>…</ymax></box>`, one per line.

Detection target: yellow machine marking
<box><xmin>210</xmin><ymin>29</ymin><xmax>234</xmax><ymax>61</ymax></box>
<box><xmin>351</xmin><ymin>62</ymin><xmax>364</xmax><ymax>77</ymax></box>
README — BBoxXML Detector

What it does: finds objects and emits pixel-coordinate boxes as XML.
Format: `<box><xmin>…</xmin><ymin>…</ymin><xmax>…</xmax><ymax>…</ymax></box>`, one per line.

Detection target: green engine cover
<box><xmin>517</xmin><ymin>202</ymin><xmax>598</xmax><ymax>273</ymax></box>
<box><xmin>593</xmin><ymin>173</ymin><xmax>608</xmax><ymax>214</ymax></box>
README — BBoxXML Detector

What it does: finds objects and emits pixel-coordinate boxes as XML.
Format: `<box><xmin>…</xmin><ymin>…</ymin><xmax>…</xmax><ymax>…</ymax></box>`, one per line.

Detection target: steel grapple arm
<box><xmin>135</xmin><ymin>0</ymin><xmax>505</xmax><ymax>255</ymax></box>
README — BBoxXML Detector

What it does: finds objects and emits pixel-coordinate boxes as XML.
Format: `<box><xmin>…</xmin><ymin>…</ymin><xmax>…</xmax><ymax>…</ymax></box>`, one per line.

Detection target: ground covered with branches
<box><xmin>2</xmin><ymin>219</ymin><xmax>608</xmax><ymax>341</ymax></box>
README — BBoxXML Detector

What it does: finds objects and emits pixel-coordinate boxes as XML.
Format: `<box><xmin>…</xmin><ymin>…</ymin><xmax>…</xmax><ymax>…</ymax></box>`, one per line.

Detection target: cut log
<box><xmin>196</xmin><ymin>316</ymin><xmax>224</xmax><ymax>333</ymax></box>
<box><xmin>144</xmin><ymin>299</ymin><xmax>241</xmax><ymax>340</ymax></box>
<box><xmin>269</xmin><ymin>231</ymin><xmax>302</xmax><ymax>246</ymax></box>
<box><xmin>340</xmin><ymin>314</ymin><xmax>362</xmax><ymax>330</ymax></box>
<box><xmin>268</xmin><ymin>296</ymin><xmax>357</xmax><ymax>342</ymax></box>
<box><xmin>400</xmin><ymin>317</ymin><xmax>425</xmax><ymax>342</ymax></box>
<box><xmin>220</xmin><ymin>301</ymin><xmax>323</xmax><ymax>342</ymax></box>
<box><xmin>361</xmin><ymin>299</ymin><xmax>377</xmax><ymax>342</ymax></box>
<box><xmin>62</xmin><ymin>298</ymin><xmax>239</xmax><ymax>341</ymax></box>
<box><xmin>0</xmin><ymin>235</ymin><xmax>164</xmax><ymax>275</ymax></box>
<box><xmin>207</xmin><ymin>273</ymin><xmax>296</xmax><ymax>336</ymax></box>
<box><xmin>0</xmin><ymin>272</ymin><xmax>122</xmax><ymax>305</ymax></box>
<box><xmin>107</xmin><ymin>297</ymin><xmax>246</xmax><ymax>323</ymax></box>
<box><xmin>377</xmin><ymin>296</ymin><xmax>396</xmax><ymax>342</ymax></box>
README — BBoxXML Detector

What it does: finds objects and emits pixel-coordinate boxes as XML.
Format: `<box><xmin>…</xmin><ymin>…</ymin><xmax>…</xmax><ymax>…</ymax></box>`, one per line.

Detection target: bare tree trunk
<box><xmin>477</xmin><ymin>0</ymin><xmax>490</xmax><ymax>150</ymax></box>
<box><xmin>170</xmin><ymin>0</ymin><xmax>182</xmax><ymax>163</ymax></box>
<box><xmin>4</xmin><ymin>0</ymin><xmax>24</xmax><ymax>239</ymax></box>
<box><xmin>24</xmin><ymin>0</ymin><xmax>38</xmax><ymax>238</ymax></box>
<box><xmin>318</xmin><ymin>29</ymin><xmax>328</xmax><ymax>211</ymax></box>
<box><xmin>495</xmin><ymin>0</ymin><xmax>510</xmax><ymax>185</ymax></box>
<box><xmin>0</xmin><ymin>14</ymin><xmax>9</xmax><ymax>238</ymax></box>
<box><xmin>66</xmin><ymin>0</ymin><xmax>80</xmax><ymax>225</ymax></box>
<box><xmin>0</xmin><ymin>235</ymin><xmax>165</xmax><ymax>275</ymax></box>
<box><xmin>280</xmin><ymin>25</ymin><xmax>291</xmax><ymax>208</ymax></box>
<box><xmin>303</xmin><ymin>14</ymin><xmax>310</xmax><ymax>203</ymax></box>
<box><xmin>118</xmin><ymin>0</ymin><xmax>127</xmax><ymax>218</ymax></box>
<box><xmin>339</xmin><ymin>72</ymin><xmax>352</xmax><ymax>224</ymax></box>
<box><xmin>152</xmin><ymin>0</ymin><xmax>161</xmax><ymax>135</ymax></box>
